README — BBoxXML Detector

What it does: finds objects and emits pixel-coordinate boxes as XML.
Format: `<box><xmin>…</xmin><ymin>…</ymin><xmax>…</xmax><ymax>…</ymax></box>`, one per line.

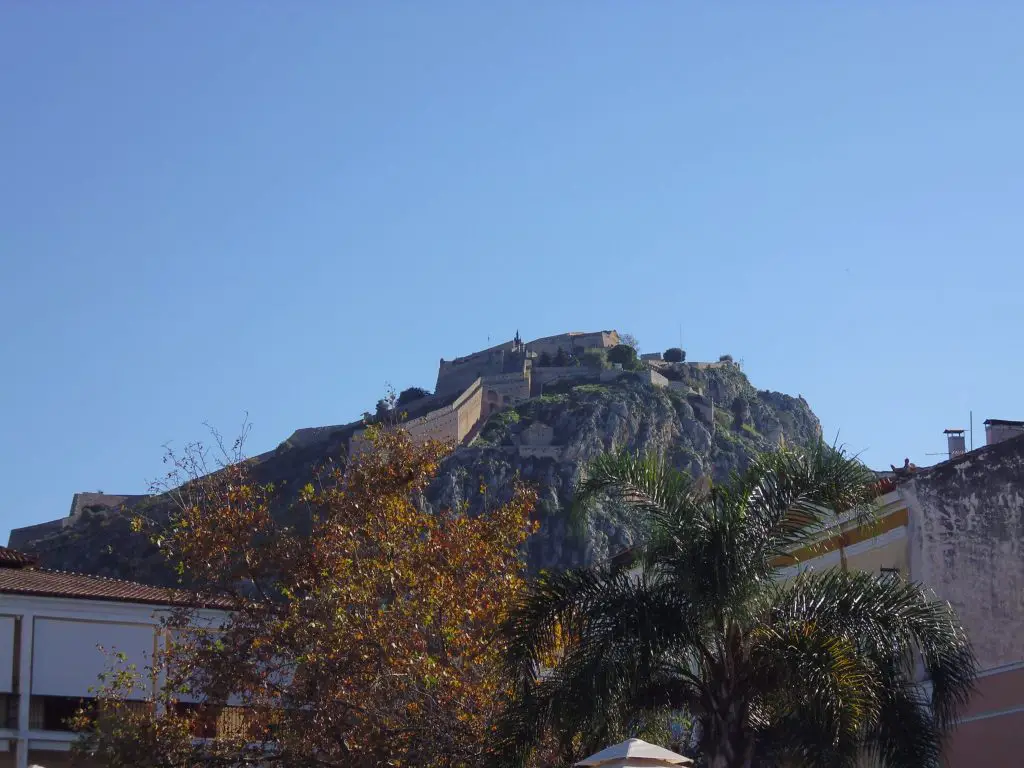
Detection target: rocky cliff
<box><xmin>19</xmin><ymin>363</ymin><xmax>820</xmax><ymax>582</ymax></box>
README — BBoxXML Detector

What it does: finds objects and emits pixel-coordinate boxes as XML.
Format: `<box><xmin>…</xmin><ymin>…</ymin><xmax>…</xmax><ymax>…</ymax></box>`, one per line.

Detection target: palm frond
<box><xmin>498</xmin><ymin>565</ymin><xmax>710</xmax><ymax>763</ymax></box>
<box><xmin>771</xmin><ymin>569</ymin><xmax>976</xmax><ymax>735</ymax></box>
<box><xmin>750</xmin><ymin>618</ymin><xmax>881</xmax><ymax>766</ymax></box>
<box><xmin>572</xmin><ymin>451</ymin><xmax>697</xmax><ymax>534</ymax></box>
<box><xmin>860</xmin><ymin>681</ymin><xmax>943</xmax><ymax>768</ymax></box>
<box><xmin>740</xmin><ymin>441</ymin><xmax>881</xmax><ymax>565</ymax></box>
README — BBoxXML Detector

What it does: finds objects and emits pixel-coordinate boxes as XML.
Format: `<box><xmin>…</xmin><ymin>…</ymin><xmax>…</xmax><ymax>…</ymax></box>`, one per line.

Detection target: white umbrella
<box><xmin>575</xmin><ymin>737</ymin><xmax>694</xmax><ymax>767</ymax></box>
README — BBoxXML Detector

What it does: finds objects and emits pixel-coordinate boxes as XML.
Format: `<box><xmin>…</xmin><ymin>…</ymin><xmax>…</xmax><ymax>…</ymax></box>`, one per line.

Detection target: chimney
<box><xmin>943</xmin><ymin>429</ymin><xmax>966</xmax><ymax>459</ymax></box>
<box><xmin>984</xmin><ymin>419</ymin><xmax>1024</xmax><ymax>447</ymax></box>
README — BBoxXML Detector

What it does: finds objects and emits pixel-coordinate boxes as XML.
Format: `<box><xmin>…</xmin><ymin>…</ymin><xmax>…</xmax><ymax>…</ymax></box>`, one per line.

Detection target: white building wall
<box><xmin>0</xmin><ymin>593</ymin><xmax>226</xmax><ymax>768</ymax></box>
<box><xmin>0</xmin><ymin>617</ymin><xmax>14</xmax><ymax>694</ymax></box>
<box><xmin>31</xmin><ymin>618</ymin><xmax>156</xmax><ymax>699</ymax></box>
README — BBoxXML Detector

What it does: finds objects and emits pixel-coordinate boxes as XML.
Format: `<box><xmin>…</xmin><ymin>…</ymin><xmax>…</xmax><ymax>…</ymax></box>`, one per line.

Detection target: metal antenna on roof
<box><xmin>970</xmin><ymin>410</ymin><xmax>974</xmax><ymax>451</ymax></box>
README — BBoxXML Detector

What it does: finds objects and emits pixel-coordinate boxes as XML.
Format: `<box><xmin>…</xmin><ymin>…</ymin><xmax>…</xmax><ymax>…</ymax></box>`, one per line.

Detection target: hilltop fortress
<box><xmin>349</xmin><ymin>330</ymin><xmax>653</xmax><ymax>452</ymax></box>
<box><xmin>10</xmin><ymin>329</ymin><xmax>734</xmax><ymax>548</ymax></box>
<box><xmin>434</xmin><ymin>330</ymin><xmax>620</xmax><ymax>397</ymax></box>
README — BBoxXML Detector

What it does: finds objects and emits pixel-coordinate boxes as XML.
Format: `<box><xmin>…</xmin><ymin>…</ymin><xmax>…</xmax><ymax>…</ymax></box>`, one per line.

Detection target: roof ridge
<box><xmin>37</xmin><ymin>566</ymin><xmax>177</xmax><ymax>590</ymax></box>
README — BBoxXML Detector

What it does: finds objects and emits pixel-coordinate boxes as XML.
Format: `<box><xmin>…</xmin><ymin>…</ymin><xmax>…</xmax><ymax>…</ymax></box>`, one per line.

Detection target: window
<box><xmin>0</xmin><ymin>693</ymin><xmax>17</xmax><ymax>729</ymax></box>
<box><xmin>173</xmin><ymin>702</ymin><xmax>218</xmax><ymax>738</ymax></box>
<box><xmin>171</xmin><ymin>702</ymin><xmax>253</xmax><ymax>739</ymax></box>
<box><xmin>30</xmin><ymin>695</ymin><xmax>89</xmax><ymax>731</ymax></box>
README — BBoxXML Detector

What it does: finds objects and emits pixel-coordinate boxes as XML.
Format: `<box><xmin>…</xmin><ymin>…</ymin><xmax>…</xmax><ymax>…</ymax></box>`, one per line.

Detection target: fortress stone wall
<box><xmin>435</xmin><ymin>347</ymin><xmax>513</xmax><ymax>398</ymax></box>
<box><xmin>522</xmin><ymin>330</ymin><xmax>619</xmax><ymax>358</ymax></box>
<box><xmin>359</xmin><ymin>331</ymin><xmax>619</xmax><ymax>457</ymax></box>
<box><xmin>481</xmin><ymin>372</ymin><xmax>531</xmax><ymax>418</ymax></box>
<box><xmin>685</xmin><ymin>361</ymin><xmax>732</xmax><ymax>371</ymax></box>
<box><xmin>532</xmin><ymin>366</ymin><xmax>669</xmax><ymax>394</ymax></box>
<box><xmin>530</xmin><ymin>366</ymin><xmax>592</xmax><ymax>395</ymax></box>
<box><xmin>8</xmin><ymin>492</ymin><xmax>148</xmax><ymax>549</ymax></box>
<box><xmin>436</xmin><ymin>330</ymin><xmax>618</xmax><ymax>397</ymax></box>
<box><xmin>350</xmin><ymin>378</ymin><xmax>487</xmax><ymax>455</ymax></box>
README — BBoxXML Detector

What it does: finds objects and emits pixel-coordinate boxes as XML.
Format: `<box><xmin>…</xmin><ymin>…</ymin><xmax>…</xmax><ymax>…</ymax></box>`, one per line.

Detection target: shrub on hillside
<box><xmin>607</xmin><ymin>344</ymin><xmax>639</xmax><ymax>369</ymax></box>
<box><xmin>580</xmin><ymin>349</ymin><xmax>609</xmax><ymax>370</ymax></box>
<box><xmin>663</xmin><ymin>347</ymin><xmax>685</xmax><ymax>363</ymax></box>
<box><xmin>619</xmin><ymin>332</ymin><xmax>640</xmax><ymax>351</ymax></box>
<box><xmin>397</xmin><ymin>386</ymin><xmax>431</xmax><ymax>406</ymax></box>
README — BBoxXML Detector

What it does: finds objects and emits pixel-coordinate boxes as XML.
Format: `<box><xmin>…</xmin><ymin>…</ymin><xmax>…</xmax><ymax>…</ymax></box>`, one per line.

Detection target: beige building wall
<box><xmin>943</xmin><ymin>663</ymin><xmax>1024</xmax><ymax>768</ymax></box>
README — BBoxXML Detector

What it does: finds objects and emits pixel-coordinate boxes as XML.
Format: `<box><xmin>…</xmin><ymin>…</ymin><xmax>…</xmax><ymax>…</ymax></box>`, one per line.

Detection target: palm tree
<box><xmin>497</xmin><ymin>444</ymin><xmax>975</xmax><ymax>768</ymax></box>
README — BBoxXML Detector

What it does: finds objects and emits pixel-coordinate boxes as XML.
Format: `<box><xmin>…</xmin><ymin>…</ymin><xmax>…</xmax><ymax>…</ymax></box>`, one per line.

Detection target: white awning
<box><xmin>576</xmin><ymin>738</ymin><xmax>693</xmax><ymax>767</ymax></box>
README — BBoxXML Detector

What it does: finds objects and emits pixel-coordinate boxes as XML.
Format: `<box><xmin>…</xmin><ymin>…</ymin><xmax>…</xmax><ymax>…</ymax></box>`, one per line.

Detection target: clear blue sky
<box><xmin>3</xmin><ymin>4</ymin><xmax>1022</xmax><ymax>534</ymax></box>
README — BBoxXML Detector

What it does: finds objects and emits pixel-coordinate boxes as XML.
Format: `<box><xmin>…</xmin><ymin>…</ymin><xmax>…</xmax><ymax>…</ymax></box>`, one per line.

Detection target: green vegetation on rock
<box><xmin>606</xmin><ymin>343</ymin><xmax>640</xmax><ymax>369</ymax></box>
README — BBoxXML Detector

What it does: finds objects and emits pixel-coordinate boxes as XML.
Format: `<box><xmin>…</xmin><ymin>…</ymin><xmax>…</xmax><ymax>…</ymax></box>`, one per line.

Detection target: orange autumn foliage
<box><xmin>78</xmin><ymin>425</ymin><xmax>537</xmax><ymax>768</ymax></box>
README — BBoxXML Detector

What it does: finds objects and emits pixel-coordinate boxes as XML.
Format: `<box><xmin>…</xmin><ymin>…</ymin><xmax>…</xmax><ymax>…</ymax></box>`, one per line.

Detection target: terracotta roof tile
<box><xmin>0</xmin><ymin>546</ymin><xmax>38</xmax><ymax>567</ymax></box>
<box><xmin>0</xmin><ymin>561</ymin><xmax>229</xmax><ymax>609</ymax></box>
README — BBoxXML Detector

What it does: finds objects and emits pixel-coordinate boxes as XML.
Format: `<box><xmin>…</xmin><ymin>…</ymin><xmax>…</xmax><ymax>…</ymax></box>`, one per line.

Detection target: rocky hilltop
<box><xmin>428</xmin><ymin>363</ymin><xmax>819</xmax><ymax>570</ymax></box>
<box><xmin>17</xmin><ymin>358</ymin><xmax>820</xmax><ymax>583</ymax></box>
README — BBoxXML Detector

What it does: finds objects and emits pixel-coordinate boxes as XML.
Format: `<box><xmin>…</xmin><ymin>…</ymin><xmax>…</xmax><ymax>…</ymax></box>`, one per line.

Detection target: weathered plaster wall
<box><xmin>901</xmin><ymin>434</ymin><xmax>1024</xmax><ymax>670</ymax></box>
<box><xmin>986</xmin><ymin>421</ymin><xmax>1024</xmax><ymax>446</ymax></box>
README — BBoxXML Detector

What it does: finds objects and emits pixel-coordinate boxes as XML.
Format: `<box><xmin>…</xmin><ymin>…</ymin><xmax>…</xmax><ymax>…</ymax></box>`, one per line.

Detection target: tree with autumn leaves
<box><xmin>74</xmin><ymin>425</ymin><xmax>537</xmax><ymax>767</ymax></box>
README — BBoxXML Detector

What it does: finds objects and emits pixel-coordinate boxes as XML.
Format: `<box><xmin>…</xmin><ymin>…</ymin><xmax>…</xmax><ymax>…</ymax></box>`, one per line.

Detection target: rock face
<box><xmin>20</xmin><ymin>364</ymin><xmax>820</xmax><ymax>582</ymax></box>
<box><xmin>427</xmin><ymin>366</ymin><xmax>820</xmax><ymax>571</ymax></box>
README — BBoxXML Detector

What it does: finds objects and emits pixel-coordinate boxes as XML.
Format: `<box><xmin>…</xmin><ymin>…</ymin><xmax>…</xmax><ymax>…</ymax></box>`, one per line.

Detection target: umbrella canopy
<box><xmin>575</xmin><ymin>737</ymin><xmax>693</xmax><ymax>767</ymax></box>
